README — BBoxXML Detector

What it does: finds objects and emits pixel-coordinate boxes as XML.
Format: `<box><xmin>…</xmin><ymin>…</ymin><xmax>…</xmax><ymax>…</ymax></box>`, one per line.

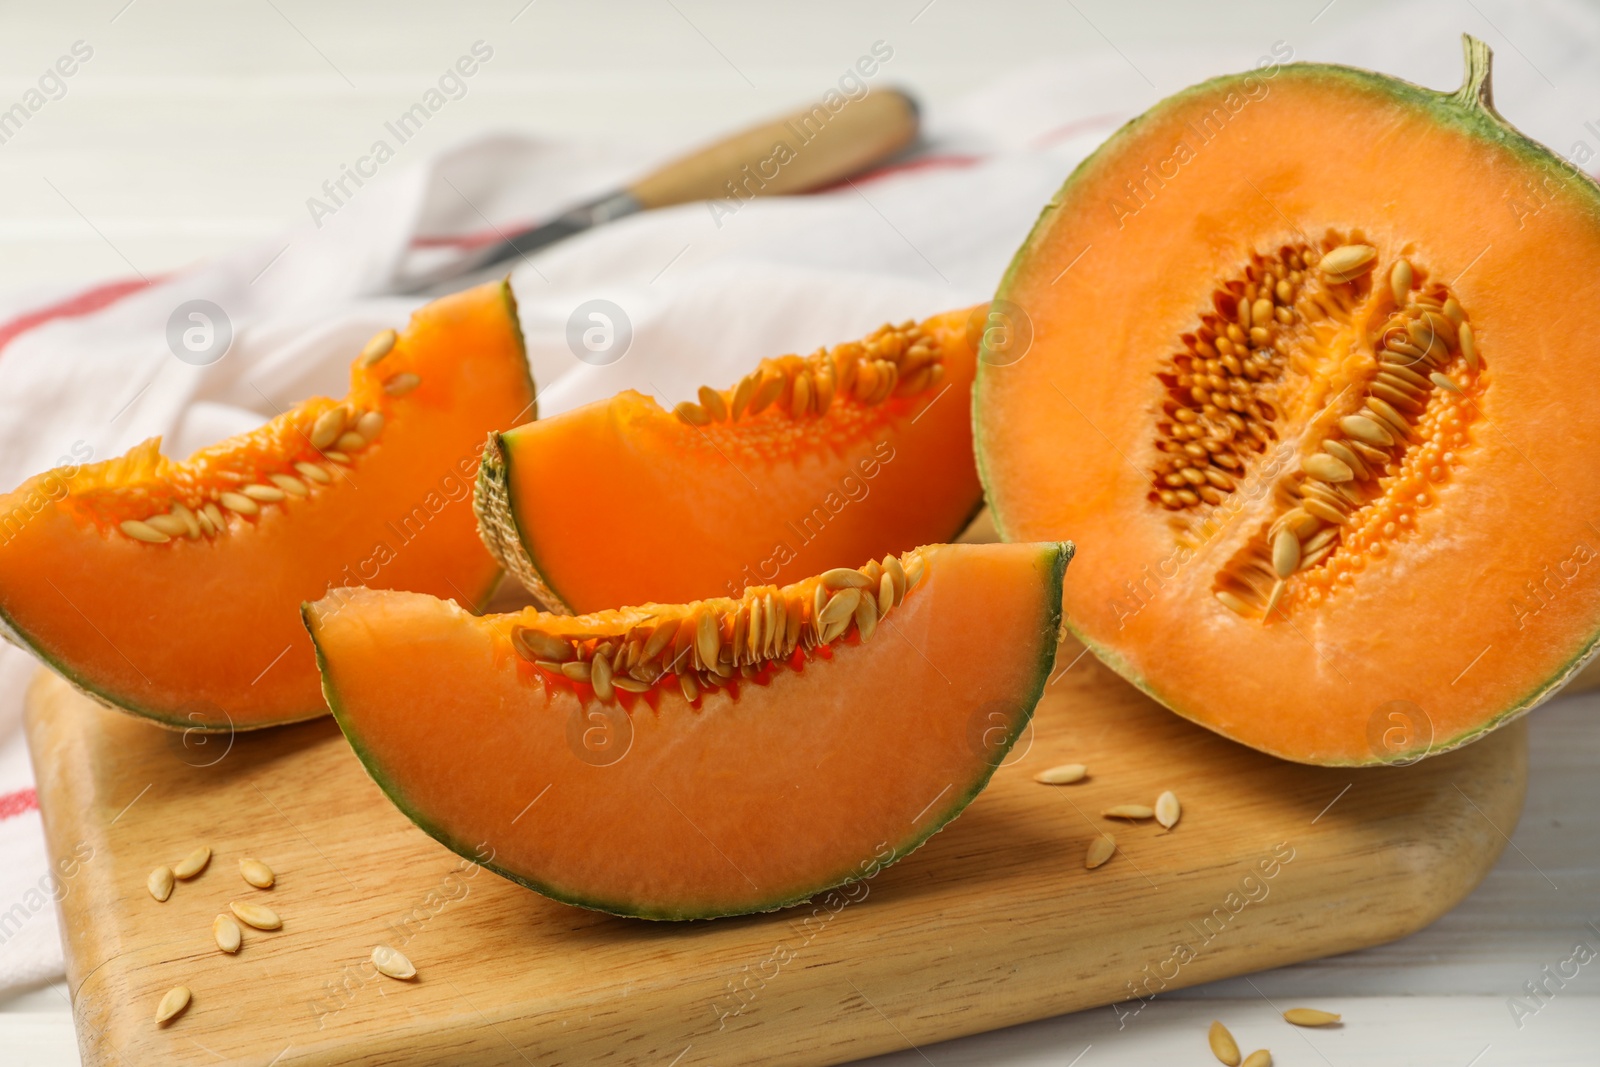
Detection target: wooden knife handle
<box><xmin>627</xmin><ymin>88</ymin><xmax>919</xmax><ymax>209</ymax></box>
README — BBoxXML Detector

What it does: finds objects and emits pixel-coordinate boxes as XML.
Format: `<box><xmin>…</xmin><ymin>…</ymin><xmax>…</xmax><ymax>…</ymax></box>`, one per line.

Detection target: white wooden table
<box><xmin>2</xmin><ymin>2</ymin><xmax>1596</xmax><ymax>1063</ymax></box>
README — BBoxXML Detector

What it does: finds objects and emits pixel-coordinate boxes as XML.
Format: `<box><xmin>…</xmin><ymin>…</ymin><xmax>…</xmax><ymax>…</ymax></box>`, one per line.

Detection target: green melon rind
<box><xmin>974</xmin><ymin>37</ymin><xmax>1600</xmax><ymax>765</ymax></box>
<box><xmin>307</xmin><ymin>540</ymin><xmax>1072</xmax><ymax>920</ymax></box>
<box><xmin>0</xmin><ymin>279</ymin><xmax>531</xmax><ymax>732</ymax></box>
<box><xmin>473</xmin><ymin>429</ymin><xmax>573</xmax><ymax>615</ymax></box>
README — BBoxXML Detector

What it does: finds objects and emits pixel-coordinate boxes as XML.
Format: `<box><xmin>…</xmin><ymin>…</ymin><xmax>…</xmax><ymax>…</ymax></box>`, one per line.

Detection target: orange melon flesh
<box><xmin>477</xmin><ymin>307</ymin><xmax>983</xmax><ymax>613</ymax></box>
<box><xmin>0</xmin><ymin>281</ymin><xmax>534</xmax><ymax>729</ymax></box>
<box><xmin>975</xmin><ymin>40</ymin><xmax>1600</xmax><ymax>764</ymax></box>
<box><xmin>306</xmin><ymin>541</ymin><xmax>1070</xmax><ymax>919</ymax></box>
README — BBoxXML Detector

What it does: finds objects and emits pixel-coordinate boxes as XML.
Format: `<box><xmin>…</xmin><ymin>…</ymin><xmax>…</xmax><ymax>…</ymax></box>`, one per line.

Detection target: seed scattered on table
<box><xmin>213</xmin><ymin>914</ymin><xmax>242</xmax><ymax>954</ymax></box>
<box><xmin>1208</xmin><ymin>1019</ymin><xmax>1241</xmax><ymax>1065</ymax></box>
<box><xmin>1085</xmin><ymin>834</ymin><xmax>1116</xmax><ymax>869</ymax></box>
<box><xmin>1033</xmin><ymin>763</ymin><xmax>1086</xmax><ymax>785</ymax></box>
<box><xmin>1241</xmin><ymin>1050</ymin><xmax>1272</xmax><ymax>1067</ymax></box>
<box><xmin>240</xmin><ymin>857</ymin><xmax>275</xmax><ymax>889</ymax></box>
<box><xmin>147</xmin><ymin>866</ymin><xmax>174</xmax><ymax>902</ymax></box>
<box><xmin>155</xmin><ymin>985</ymin><xmax>191</xmax><ymax>1026</ymax></box>
<box><xmin>1102</xmin><ymin>804</ymin><xmax>1154</xmax><ymax>820</ymax></box>
<box><xmin>372</xmin><ymin>944</ymin><xmax>417</xmax><ymax>981</ymax></box>
<box><xmin>1155</xmin><ymin>790</ymin><xmax>1181</xmax><ymax>829</ymax></box>
<box><xmin>1283</xmin><ymin>1007</ymin><xmax>1341</xmax><ymax>1027</ymax></box>
<box><xmin>230</xmin><ymin>900</ymin><xmax>282</xmax><ymax>930</ymax></box>
<box><xmin>173</xmin><ymin>846</ymin><xmax>211</xmax><ymax>880</ymax></box>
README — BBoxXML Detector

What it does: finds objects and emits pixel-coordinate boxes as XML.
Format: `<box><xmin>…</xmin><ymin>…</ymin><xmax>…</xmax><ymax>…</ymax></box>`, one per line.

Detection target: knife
<box><xmin>402</xmin><ymin>87</ymin><xmax>920</xmax><ymax>292</ymax></box>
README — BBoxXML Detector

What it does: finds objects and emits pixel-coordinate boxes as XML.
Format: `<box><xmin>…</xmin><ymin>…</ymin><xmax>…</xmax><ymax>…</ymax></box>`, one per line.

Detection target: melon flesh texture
<box><xmin>479</xmin><ymin>307</ymin><xmax>983</xmax><ymax>613</ymax></box>
<box><xmin>0</xmin><ymin>281</ymin><xmax>534</xmax><ymax>729</ymax></box>
<box><xmin>306</xmin><ymin>541</ymin><xmax>1069</xmax><ymax>919</ymax></box>
<box><xmin>975</xmin><ymin>40</ymin><xmax>1600</xmax><ymax>764</ymax></box>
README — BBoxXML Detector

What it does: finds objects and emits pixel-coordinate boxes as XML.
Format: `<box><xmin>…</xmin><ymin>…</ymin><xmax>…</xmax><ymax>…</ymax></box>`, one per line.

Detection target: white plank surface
<box><xmin>2</xmin><ymin>1</ymin><xmax>1598</xmax><ymax>1063</ymax></box>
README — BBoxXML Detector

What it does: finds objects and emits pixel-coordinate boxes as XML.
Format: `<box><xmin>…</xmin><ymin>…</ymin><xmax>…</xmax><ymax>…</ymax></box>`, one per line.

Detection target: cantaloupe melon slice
<box><xmin>0</xmin><ymin>281</ymin><xmax>535</xmax><ymax>730</ymax></box>
<box><xmin>476</xmin><ymin>308</ymin><xmax>984</xmax><ymax>613</ymax></box>
<box><xmin>305</xmin><ymin>541</ymin><xmax>1070</xmax><ymax>919</ymax></box>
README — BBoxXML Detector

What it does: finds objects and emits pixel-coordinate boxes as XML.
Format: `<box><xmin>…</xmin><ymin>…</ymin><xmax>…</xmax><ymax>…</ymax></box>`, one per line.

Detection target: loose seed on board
<box><xmin>1283</xmin><ymin>1007</ymin><xmax>1341</xmax><ymax>1027</ymax></box>
<box><xmin>359</xmin><ymin>329</ymin><xmax>397</xmax><ymax>367</ymax></box>
<box><xmin>1103</xmin><ymin>804</ymin><xmax>1155</xmax><ymax>820</ymax></box>
<box><xmin>173</xmin><ymin>846</ymin><xmax>211</xmax><ymax>880</ymax></box>
<box><xmin>155</xmin><ymin>986</ymin><xmax>191</xmax><ymax>1026</ymax></box>
<box><xmin>383</xmin><ymin>372</ymin><xmax>422</xmax><ymax>397</ymax></box>
<box><xmin>240</xmin><ymin>857</ymin><xmax>275</xmax><ymax>889</ymax></box>
<box><xmin>1155</xmin><ymin>790</ymin><xmax>1181</xmax><ymax>829</ymax></box>
<box><xmin>372</xmin><ymin>944</ymin><xmax>417</xmax><ymax>980</ymax></box>
<box><xmin>147</xmin><ymin>866</ymin><xmax>175</xmax><ymax>902</ymax></box>
<box><xmin>1241</xmin><ymin>1050</ymin><xmax>1272</xmax><ymax>1067</ymax></box>
<box><xmin>213</xmin><ymin>914</ymin><xmax>242</xmax><ymax>954</ymax></box>
<box><xmin>1085</xmin><ymin>834</ymin><xmax>1116</xmax><ymax>869</ymax></box>
<box><xmin>1208</xmin><ymin>1020</ymin><xmax>1242</xmax><ymax>1066</ymax></box>
<box><xmin>1271</xmin><ymin>528</ymin><xmax>1300</xmax><ymax>578</ymax></box>
<box><xmin>230</xmin><ymin>900</ymin><xmax>282</xmax><ymax>930</ymax></box>
<box><xmin>121</xmin><ymin>519</ymin><xmax>170</xmax><ymax>544</ymax></box>
<box><xmin>1033</xmin><ymin>763</ymin><xmax>1086</xmax><ymax>785</ymax></box>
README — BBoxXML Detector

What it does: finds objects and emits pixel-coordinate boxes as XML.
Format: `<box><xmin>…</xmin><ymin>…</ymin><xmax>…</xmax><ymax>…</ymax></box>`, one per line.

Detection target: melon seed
<box><xmin>513</xmin><ymin>627</ymin><xmax>573</xmax><ymax>663</ymax></box>
<box><xmin>240</xmin><ymin>857</ymin><xmax>275</xmax><ymax>889</ymax></box>
<box><xmin>1389</xmin><ymin>258</ymin><xmax>1412</xmax><ymax>305</ymax></box>
<box><xmin>1282</xmin><ymin>1007</ymin><xmax>1341</xmax><ymax>1027</ymax></box>
<box><xmin>1085</xmin><ymin>834</ymin><xmax>1116</xmax><ymax>869</ymax></box>
<box><xmin>1263</xmin><ymin>578</ymin><xmax>1286</xmax><ymax>620</ymax></box>
<box><xmin>819</xmin><ymin>567</ymin><xmax>873</xmax><ymax>590</ymax></box>
<box><xmin>1241</xmin><ymin>1052</ymin><xmax>1272</xmax><ymax>1067</ymax></box>
<box><xmin>1155</xmin><ymin>790</ymin><xmax>1181</xmax><ymax>829</ymax></box>
<box><xmin>269</xmin><ymin>473</ymin><xmax>309</xmax><ymax>497</ymax></box>
<box><xmin>591</xmin><ymin>653</ymin><xmax>615</xmax><ymax>702</ymax></box>
<box><xmin>213</xmin><ymin>914</ymin><xmax>242</xmax><ymax>954</ymax></box>
<box><xmin>230</xmin><ymin>900</ymin><xmax>281</xmax><ymax>930</ymax></box>
<box><xmin>356</xmin><ymin>411</ymin><xmax>384</xmax><ymax>440</ymax></box>
<box><xmin>1459</xmin><ymin>322</ymin><xmax>1478</xmax><ymax>371</ymax></box>
<box><xmin>147</xmin><ymin>865</ymin><xmax>175</xmax><ymax>902</ymax></box>
<box><xmin>383</xmin><ymin>372</ymin><xmax>422</xmax><ymax>397</ymax></box>
<box><xmin>853</xmin><ymin>593</ymin><xmax>878</xmax><ymax>642</ymax></box>
<box><xmin>241</xmin><ymin>483</ymin><xmax>286</xmax><ymax>502</ymax></box>
<box><xmin>1271</xmin><ymin>528</ymin><xmax>1300</xmax><ymax>578</ymax></box>
<box><xmin>155</xmin><ymin>985</ymin><xmax>191</xmax><ymax>1026</ymax></box>
<box><xmin>1318</xmin><ymin>244</ymin><xmax>1377</xmax><ymax>282</ymax></box>
<box><xmin>219</xmin><ymin>491</ymin><xmax>259</xmax><ymax>515</ymax></box>
<box><xmin>1208</xmin><ymin>1020</ymin><xmax>1242</xmax><ymax>1065</ymax></box>
<box><xmin>120</xmin><ymin>519</ymin><xmax>170</xmax><ymax>544</ymax></box>
<box><xmin>1321</xmin><ymin>440</ymin><xmax>1368</xmax><ymax>481</ymax></box>
<box><xmin>817</xmin><ymin>588</ymin><xmax>861</xmax><ymax>630</ymax></box>
<box><xmin>1430</xmin><ymin>371</ymin><xmax>1462</xmax><ymax>393</ymax></box>
<box><xmin>336</xmin><ymin>432</ymin><xmax>367</xmax><ymax>452</ymax></box>
<box><xmin>359</xmin><ymin>329</ymin><xmax>397</xmax><ymax>366</ymax></box>
<box><xmin>1302</xmin><ymin>453</ymin><xmax>1353</xmax><ymax>483</ymax></box>
<box><xmin>295</xmin><ymin>461</ymin><xmax>332</xmax><ymax>485</ymax></box>
<box><xmin>309</xmin><ymin>407</ymin><xmax>346</xmax><ymax>450</ymax></box>
<box><xmin>1034</xmin><ymin>763</ymin><xmax>1086</xmax><ymax>784</ymax></box>
<box><xmin>698</xmin><ymin>386</ymin><xmax>728</xmax><ymax>422</ymax></box>
<box><xmin>372</xmin><ymin>944</ymin><xmax>417</xmax><ymax>980</ymax></box>
<box><xmin>695</xmin><ymin>611</ymin><xmax>721</xmax><ymax>669</ymax></box>
<box><xmin>1103</xmin><ymin>804</ymin><xmax>1154</xmax><ymax>820</ymax></box>
<box><xmin>1215</xmin><ymin>590</ymin><xmax>1250</xmax><ymax>616</ymax></box>
<box><xmin>560</xmin><ymin>660</ymin><xmax>591</xmax><ymax>682</ymax></box>
<box><xmin>145</xmin><ymin>513</ymin><xmax>190</xmax><ymax>538</ymax></box>
<box><xmin>173</xmin><ymin>846</ymin><xmax>211</xmax><ymax>880</ymax></box>
<box><xmin>674</xmin><ymin>401</ymin><xmax>711</xmax><ymax>426</ymax></box>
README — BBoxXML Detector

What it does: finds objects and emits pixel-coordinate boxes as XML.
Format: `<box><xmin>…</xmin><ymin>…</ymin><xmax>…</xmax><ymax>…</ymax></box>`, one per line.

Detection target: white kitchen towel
<box><xmin>1</xmin><ymin>0</ymin><xmax>1596</xmax><ymax>996</ymax></box>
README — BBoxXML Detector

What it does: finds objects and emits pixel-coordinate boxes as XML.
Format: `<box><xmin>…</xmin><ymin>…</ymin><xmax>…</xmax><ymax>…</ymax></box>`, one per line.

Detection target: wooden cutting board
<box><xmin>26</xmin><ymin>641</ymin><xmax>1525</xmax><ymax>1067</ymax></box>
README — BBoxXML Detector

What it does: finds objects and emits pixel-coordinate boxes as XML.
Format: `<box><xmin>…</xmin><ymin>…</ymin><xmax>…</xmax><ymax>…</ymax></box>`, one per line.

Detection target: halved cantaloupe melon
<box><xmin>0</xmin><ymin>281</ymin><xmax>535</xmax><ymax>730</ymax></box>
<box><xmin>476</xmin><ymin>308</ymin><xmax>984</xmax><ymax>613</ymax></box>
<box><xmin>975</xmin><ymin>37</ymin><xmax>1600</xmax><ymax>764</ymax></box>
<box><xmin>305</xmin><ymin>540</ymin><xmax>1070</xmax><ymax>919</ymax></box>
